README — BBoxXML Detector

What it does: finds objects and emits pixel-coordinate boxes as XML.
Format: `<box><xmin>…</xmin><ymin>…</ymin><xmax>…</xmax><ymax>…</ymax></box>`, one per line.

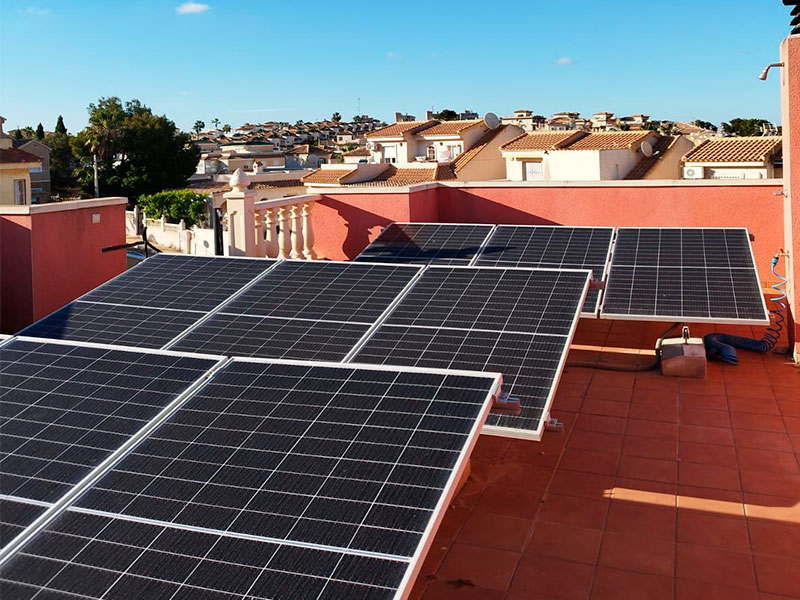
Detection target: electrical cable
<box><xmin>566</xmin><ymin>322</ymin><xmax>681</xmax><ymax>372</ymax></box>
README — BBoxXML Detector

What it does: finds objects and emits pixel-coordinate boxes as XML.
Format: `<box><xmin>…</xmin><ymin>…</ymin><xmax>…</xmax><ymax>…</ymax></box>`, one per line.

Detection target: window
<box><xmin>523</xmin><ymin>161</ymin><xmax>544</xmax><ymax>181</ymax></box>
<box><xmin>383</xmin><ymin>145</ymin><xmax>397</xmax><ymax>164</ymax></box>
<box><xmin>14</xmin><ymin>179</ymin><xmax>27</xmax><ymax>205</ymax></box>
<box><xmin>29</xmin><ymin>164</ymin><xmax>42</xmax><ymax>173</ymax></box>
<box><xmin>427</xmin><ymin>145</ymin><xmax>436</xmax><ymax>160</ymax></box>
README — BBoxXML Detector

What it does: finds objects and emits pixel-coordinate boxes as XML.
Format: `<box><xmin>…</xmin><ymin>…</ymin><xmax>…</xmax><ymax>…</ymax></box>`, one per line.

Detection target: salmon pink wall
<box><xmin>0</xmin><ymin>201</ymin><xmax>126</xmax><ymax>333</ymax></box>
<box><xmin>781</xmin><ymin>36</ymin><xmax>799</xmax><ymax>357</ymax></box>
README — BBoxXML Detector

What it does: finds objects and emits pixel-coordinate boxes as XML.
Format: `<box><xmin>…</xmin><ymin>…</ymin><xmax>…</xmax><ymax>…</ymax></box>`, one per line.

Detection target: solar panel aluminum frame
<box><xmin>349</xmin><ymin>264</ymin><xmax>592</xmax><ymax>441</ymax></box>
<box><xmin>222</xmin><ymin>356</ymin><xmax>503</xmax><ymax>600</ymax></box>
<box><xmin>0</xmin><ymin>337</ymin><xmax>228</xmax><ymax>567</ymax></box>
<box><xmin>356</xmin><ymin>222</ymin><xmax>497</xmax><ymax>264</ymax></box>
<box><xmin>471</xmin><ymin>224</ymin><xmax>617</xmax><ymax>318</ymax></box>
<box><xmin>599</xmin><ymin>227</ymin><xmax>770</xmax><ymax>325</ymax></box>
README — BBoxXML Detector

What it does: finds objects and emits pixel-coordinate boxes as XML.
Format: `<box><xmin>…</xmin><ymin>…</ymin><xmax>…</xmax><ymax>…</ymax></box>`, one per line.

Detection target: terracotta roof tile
<box><xmin>0</xmin><ymin>146</ymin><xmax>42</xmax><ymax>164</ymax></box>
<box><xmin>301</xmin><ymin>167</ymin><xmax>356</xmax><ymax>184</ymax></box>
<box><xmin>448</xmin><ymin>125</ymin><xmax>510</xmax><ymax>173</ymax></box>
<box><xmin>624</xmin><ymin>136</ymin><xmax>677</xmax><ymax>179</ymax></box>
<box><xmin>562</xmin><ymin>131</ymin><xmax>654</xmax><ymax>150</ymax></box>
<box><xmin>682</xmin><ymin>136</ymin><xmax>782</xmax><ymax>163</ymax></box>
<box><xmin>501</xmin><ymin>131</ymin><xmax>586</xmax><ymax>151</ymax></box>
<box><xmin>343</xmin><ymin>147</ymin><xmax>370</xmax><ymax>156</ymax></box>
<box><xmin>368</xmin><ymin>166</ymin><xmax>438</xmax><ymax>186</ymax></box>
<box><xmin>187</xmin><ymin>179</ymin><xmax>304</xmax><ymax>193</ymax></box>
<box><xmin>366</xmin><ymin>120</ymin><xmax>436</xmax><ymax>138</ymax></box>
<box><xmin>418</xmin><ymin>119</ymin><xmax>484</xmax><ymax>136</ymax></box>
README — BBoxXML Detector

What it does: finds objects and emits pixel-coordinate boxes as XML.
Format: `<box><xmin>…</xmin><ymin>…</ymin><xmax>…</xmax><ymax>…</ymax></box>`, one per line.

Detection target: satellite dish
<box><xmin>483</xmin><ymin>112</ymin><xmax>500</xmax><ymax>129</ymax></box>
<box><xmin>641</xmin><ymin>140</ymin><xmax>654</xmax><ymax>157</ymax></box>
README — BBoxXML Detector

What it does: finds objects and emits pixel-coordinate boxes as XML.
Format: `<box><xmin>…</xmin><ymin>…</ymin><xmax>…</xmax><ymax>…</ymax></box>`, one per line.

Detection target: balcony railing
<box><xmin>252</xmin><ymin>195</ymin><xmax>319</xmax><ymax>259</ymax></box>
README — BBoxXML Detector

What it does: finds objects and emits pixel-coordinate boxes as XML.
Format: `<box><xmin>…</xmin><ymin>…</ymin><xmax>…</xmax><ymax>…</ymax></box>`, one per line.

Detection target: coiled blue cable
<box><xmin>704</xmin><ymin>254</ymin><xmax>787</xmax><ymax>364</ymax></box>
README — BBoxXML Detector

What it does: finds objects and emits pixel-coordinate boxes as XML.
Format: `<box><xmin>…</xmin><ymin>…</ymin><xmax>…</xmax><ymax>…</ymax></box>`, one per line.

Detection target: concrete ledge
<box><xmin>0</xmin><ymin>197</ymin><xmax>128</xmax><ymax>215</ymax></box>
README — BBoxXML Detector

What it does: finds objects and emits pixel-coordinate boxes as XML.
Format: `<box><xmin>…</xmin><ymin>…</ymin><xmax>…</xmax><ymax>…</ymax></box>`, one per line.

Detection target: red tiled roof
<box><xmin>682</xmin><ymin>136</ymin><xmax>782</xmax><ymax>163</ymax></box>
<box><xmin>418</xmin><ymin>119</ymin><xmax>484</xmax><ymax>136</ymax></box>
<box><xmin>356</xmin><ymin>166</ymin><xmax>438</xmax><ymax>187</ymax></box>
<box><xmin>449</xmin><ymin>125</ymin><xmax>512</xmax><ymax>173</ymax></box>
<box><xmin>343</xmin><ymin>147</ymin><xmax>371</xmax><ymax>156</ymax></box>
<box><xmin>366</xmin><ymin>120</ymin><xmax>436</xmax><ymax>138</ymax></box>
<box><xmin>624</xmin><ymin>136</ymin><xmax>677</xmax><ymax>179</ymax></box>
<box><xmin>0</xmin><ymin>146</ymin><xmax>41</xmax><ymax>165</ymax></box>
<box><xmin>300</xmin><ymin>167</ymin><xmax>356</xmax><ymax>184</ymax></box>
<box><xmin>501</xmin><ymin>131</ymin><xmax>586</xmax><ymax>151</ymax></box>
<box><xmin>186</xmin><ymin>179</ymin><xmax>304</xmax><ymax>194</ymax></box>
<box><xmin>285</xmin><ymin>144</ymin><xmax>331</xmax><ymax>156</ymax></box>
<box><xmin>563</xmin><ymin>131</ymin><xmax>654</xmax><ymax>150</ymax></box>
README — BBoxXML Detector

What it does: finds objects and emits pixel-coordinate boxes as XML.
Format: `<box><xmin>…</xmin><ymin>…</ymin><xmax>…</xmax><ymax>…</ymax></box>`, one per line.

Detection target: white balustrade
<box><xmin>252</xmin><ymin>194</ymin><xmax>321</xmax><ymax>260</ymax></box>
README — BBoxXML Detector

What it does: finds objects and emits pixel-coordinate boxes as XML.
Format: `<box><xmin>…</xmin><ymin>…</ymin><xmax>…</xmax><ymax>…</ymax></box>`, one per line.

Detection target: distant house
<box><xmin>619</xmin><ymin>114</ymin><xmax>651</xmax><ymax>130</ymax></box>
<box><xmin>500</xmin><ymin>131</ymin><xmax>586</xmax><ymax>180</ymax></box>
<box><xmin>0</xmin><ymin>116</ymin><xmax>43</xmax><ymax>206</ymax></box>
<box><xmin>501</xmin><ymin>109</ymin><xmax>547</xmax><ymax>132</ymax></box>
<box><xmin>590</xmin><ymin>112</ymin><xmax>618</xmax><ymax>131</ymax></box>
<box><xmin>342</xmin><ymin>147</ymin><xmax>371</xmax><ymax>164</ymax></box>
<box><xmin>681</xmin><ymin>136</ymin><xmax>782</xmax><ymax>180</ymax></box>
<box><xmin>11</xmin><ymin>138</ymin><xmax>51</xmax><ymax>203</ymax></box>
<box><xmin>285</xmin><ymin>144</ymin><xmax>331</xmax><ymax>169</ymax></box>
<box><xmin>196</xmin><ymin>140</ymin><xmax>285</xmax><ymax>175</ymax></box>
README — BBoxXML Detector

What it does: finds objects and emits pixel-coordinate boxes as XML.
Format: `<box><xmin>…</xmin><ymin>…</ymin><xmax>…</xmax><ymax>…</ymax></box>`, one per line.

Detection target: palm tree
<box><xmin>193</xmin><ymin>120</ymin><xmax>205</xmax><ymax>134</ymax></box>
<box><xmin>222</xmin><ymin>124</ymin><xmax>231</xmax><ymax>134</ymax></box>
<box><xmin>212</xmin><ymin>118</ymin><xmax>221</xmax><ymax>129</ymax></box>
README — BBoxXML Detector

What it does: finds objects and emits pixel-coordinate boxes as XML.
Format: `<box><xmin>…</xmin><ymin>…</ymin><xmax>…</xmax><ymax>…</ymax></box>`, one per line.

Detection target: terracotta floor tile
<box><xmin>753</xmin><ymin>555</ymin><xmax>800</xmax><ymax>597</ymax></box>
<box><xmin>590</xmin><ymin>371</ymin><xmax>636</xmax><ymax>390</ymax></box>
<box><xmin>582</xmin><ymin>398</ymin><xmax>631</xmax><ymax>418</ymax></box>
<box><xmin>678</xmin><ymin>485</ymin><xmax>745</xmax><ymax>517</ymax></box>
<box><xmin>575</xmin><ymin>414</ymin><xmax>627</xmax><ymax>435</ymax></box>
<box><xmin>457</xmin><ymin>511</ymin><xmax>532</xmax><ymax>553</ymax></box>
<box><xmin>674</xmin><ymin>579</ymin><xmax>759</xmax><ymax>600</ymax></box>
<box><xmin>471</xmin><ymin>436</ymin><xmax>511</xmax><ymax>459</ymax></box>
<box><xmin>504</xmin><ymin>438</ymin><xmax>561</xmax><ymax>465</ymax></box>
<box><xmin>434</xmin><ymin>507</ymin><xmax>471</xmax><ymax>543</ymax></box>
<box><xmin>679</xmin><ymin>379</ymin><xmax>727</xmax><ymax>395</ymax></box>
<box><xmin>560</xmin><ymin>447</ymin><xmax>620</xmax><ymax>476</ymax></box>
<box><xmin>740</xmin><ymin>470</ymin><xmax>800</xmax><ymax>498</ymax></box>
<box><xmin>679</xmin><ymin>440</ymin><xmax>738</xmax><ymax>467</ymax></box>
<box><xmin>677</xmin><ymin>510</ymin><xmax>749</xmax><ymax>550</ymax></box>
<box><xmin>549</xmin><ymin>469</ymin><xmax>615</xmax><ymax>500</ymax></box>
<box><xmin>591</xmin><ymin>567</ymin><xmax>673</xmax><ymax>600</ymax></box>
<box><xmin>736</xmin><ymin>448</ymin><xmax>799</xmax><ymax>474</ymax></box>
<box><xmin>421</xmin><ymin>579</ymin><xmax>506</xmax><ymax>600</ymax></box>
<box><xmin>679</xmin><ymin>462</ymin><xmax>742</xmax><ymax>491</ymax></box>
<box><xmin>679</xmin><ymin>424</ymin><xmax>734</xmax><ymax>446</ymax></box>
<box><xmin>679</xmin><ymin>391</ymin><xmax>728</xmax><ymax>411</ymax></box>
<box><xmin>748</xmin><ymin>520</ymin><xmax>800</xmax><ymax>559</ymax></box>
<box><xmin>785</xmin><ymin>416</ymin><xmax>800</xmax><ymax>435</ymax></box>
<box><xmin>617</xmin><ymin>455</ymin><xmax>678</xmax><ymax>484</ymax></box>
<box><xmin>734</xmin><ymin>429</ymin><xmax>794</xmax><ymax>452</ymax></box>
<box><xmin>537</xmin><ymin>493</ymin><xmax>609</xmax><ymax>530</ymax></box>
<box><xmin>726</xmin><ymin>384</ymin><xmax>775</xmax><ymax>401</ymax></box>
<box><xmin>436</xmin><ymin>543</ymin><xmax>520</xmax><ymax>591</ymax></box>
<box><xmin>508</xmin><ymin>556</ymin><xmax>594</xmax><ymax>599</ymax></box>
<box><xmin>555</xmin><ymin>395</ymin><xmax>584</xmax><ymax>413</ymax></box>
<box><xmin>613</xmin><ymin>478</ymin><xmax>678</xmax><ymax>507</ymax></box>
<box><xmin>420</xmin><ymin>542</ymin><xmax>450</xmax><ymax>576</ymax></box>
<box><xmin>629</xmin><ymin>402</ymin><xmax>678</xmax><ymax>423</ymax></box>
<box><xmin>526</xmin><ymin>521</ymin><xmax>602</xmax><ymax>564</ymax></box>
<box><xmin>744</xmin><ymin>493</ymin><xmax>800</xmax><ymax>525</ymax></box>
<box><xmin>631</xmin><ymin>387</ymin><xmax>679</xmax><ymax>407</ymax></box>
<box><xmin>598</xmin><ymin>531</ymin><xmax>675</xmax><ymax>576</ymax></box>
<box><xmin>676</xmin><ymin>543</ymin><xmax>756</xmax><ymax>589</ymax></box>
<box><xmin>485</xmin><ymin>460</ymin><xmax>554</xmax><ymax>489</ymax></box>
<box><xmin>585</xmin><ymin>385</ymin><xmax>633</xmax><ymax>404</ymax></box>
<box><xmin>626</xmin><ymin>419</ymin><xmax>679</xmax><ymax>441</ymax></box>
<box><xmin>473</xmin><ymin>483</ymin><xmax>546</xmax><ymax>519</ymax></box>
<box><xmin>568</xmin><ymin>430</ymin><xmax>624</xmax><ymax>453</ymax></box>
<box><xmin>605</xmin><ymin>500</ymin><xmax>676</xmax><ymax>540</ymax></box>
<box><xmin>727</xmin><ymin>396</ymin><xmax>781</xmax><ymax>415</ymax></box>
<box><xmin>635</xmin><ymin>373</ymin><xmax>679</xmax><ymax>393</ymax></box>
<box><xmin>622</xmin><ymin>435</ymin><xmax>678</xmax><ymax>460</ymax></box>
<box><xmin>451</xmin><ymin>477</ymin><xmax>485</xmax><ymax>511</ymax></box>
<box><xmin>778</xmin><ymin>399</ymin><xmax>800</xmax><ymax>417</ymax></box>
<box><xmin>730</xmin><ymin>412</ymin><xmax>787</xmax><ymax>433</ymax></box>
<box><xmin>680</xmin><ymin>407</ymin><xmax>732</xmax><ymax>428</ymax></box>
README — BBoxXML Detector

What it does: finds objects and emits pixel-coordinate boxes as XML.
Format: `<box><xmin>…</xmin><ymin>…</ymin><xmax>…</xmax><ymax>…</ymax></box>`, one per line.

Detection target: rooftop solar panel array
<box><xmin>1</xmin><ymin>359</ymin><xmax>500</xmax><ymax>600</ymax></box>
<box><xmin>475</xmin><ymin>225</ymin><xmax>615</xmax><ymax>315</ymax></box>
<box><xmin>601</xmin><ymin>228</ymin><xmax>769</xmax><ymax>324</ymax></box>
<box><xmin>353</xmin><ymin>266</ymin><xmax>591</xmax><ymax>439</ymax></box>
<box><xmin>354</xmin><ymin>222</ymin><xmax>495</xmax><ymax>265</ymax></box>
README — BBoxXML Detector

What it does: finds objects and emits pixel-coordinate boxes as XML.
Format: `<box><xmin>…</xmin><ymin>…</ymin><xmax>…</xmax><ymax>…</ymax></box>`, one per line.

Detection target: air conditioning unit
<box><xmin>683</xmin><ymin>166</ymin><xmax>704</xmax><ymax>179</ymax></box>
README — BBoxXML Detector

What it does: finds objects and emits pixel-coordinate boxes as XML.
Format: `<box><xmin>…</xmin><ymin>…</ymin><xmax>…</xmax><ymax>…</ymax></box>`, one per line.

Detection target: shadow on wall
<box><xmin>316</xmin><ymin>196</ymin><xmax>395</xmax><ymax>259</ymax></box>
<box><xmin>439</xmin><ymin>190</ymin><xmax>562</xmax><ymax>226</ymax></box>
<box><xmin>0</xmin><ymin>217</ymin><xmax>33</xmax><ymax>334</ymax></box>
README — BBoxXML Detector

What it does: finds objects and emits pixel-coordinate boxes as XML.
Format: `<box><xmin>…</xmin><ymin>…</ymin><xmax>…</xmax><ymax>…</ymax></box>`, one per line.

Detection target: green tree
<box><xmin>44</xmin><ymin>131</ymin><xmax>77</xmax><ymax>193</ymax></box>
<box><xmin>222</xmin><ymin>123</ymin><xmax>231</xmax><ymax>133</ymax></box>
<box><xmin>352</xmin><ymin>115</ymin><xmax>361</xmax><ymax>123</ymax></box>
<box><xmin>193</xmin><ymin>120</ymin><xmax>205</xmax><ymax>134</ymax></box>
<box><xmin>137</xmin><ymin>190</ymin><xmax>208</xmax><ymax>226</ymax></box>
<box><xmin>331</xmin><ymin>112</ymin><xmax>341</xmax><ymax>122</ymax></box>
<box><xmin>13</xmin><ymin>128</ymin><xmax>23</xmax><ymax>139</ymax></box>
<box><xmin>642</xmin><ymin>121</ymin><xmax>659</xmax><ymax>131</ymax></box>
<box><xmin>433</xmin><ymin>109</ymin><xmax>459</xmax><ymax>121</ymax></box>
<box><xmin>72</xmin><ymin>97</ymin><xmax>200</xmax><ymax>199</ymax></box>
<box><xmin>55</xmin><ymin>115</ymin><xmax>67</xmax><ymax>134</ymax></box>
<box><xmin>692</xmin><ymin>119</ymin><xmax>718</xmax><ymax>132</ymax></box>
<box><xmin>212</xmin><ymin>117</ymin><xmax>220</xmax><ymax>129</ymax></box>
<box><xmin>721</xmin><ymin>118</ymin><xmax>773</xmax><ymax>136</ymax></box>
<box><xmin>35</xmin><ymin>123</ymin><xmax>45</xmax><ymax>140</ymax></box>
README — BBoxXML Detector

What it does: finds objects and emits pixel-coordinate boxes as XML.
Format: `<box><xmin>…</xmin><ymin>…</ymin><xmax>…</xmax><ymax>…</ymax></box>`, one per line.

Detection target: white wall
<box><xmin>547</xmin><ymin>150</ymin><xmax>602</xmax><ymax>180</ymax></box>
<box><xmin>598</xmin><ymin>149</ymin><xmax>639</xmax><ymax>180</ymax></box>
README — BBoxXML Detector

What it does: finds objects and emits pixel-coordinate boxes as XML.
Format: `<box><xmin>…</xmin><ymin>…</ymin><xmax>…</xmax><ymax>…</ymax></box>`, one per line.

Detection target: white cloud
<box><xmin>555</xmin><ymin>57</ymin><xmax>573</xmax><ymax>66</ymax></box>
<box><xmin>19</xmin><ymin>7</ymin><xmax>51</xmax><ymax>15</ymax></box>
<box><xmin>176</xmin><ymin>2</ymin><xmax>210</xmax><ymax>14</ymax></box>
<box><xmin>385</xmin><ymin>51</ymin><xmax>402</xmax><ymax>60</ymax></box>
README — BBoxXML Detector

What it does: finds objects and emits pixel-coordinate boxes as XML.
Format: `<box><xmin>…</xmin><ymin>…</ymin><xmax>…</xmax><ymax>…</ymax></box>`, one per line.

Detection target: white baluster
<box><xmin>302</xmin><ymin>201</ymin><xmax>317</xmax><ymax>260</ymax></box>
<box><xmin>290</xmin><ymin>203</ymin><xmax>304</xmax><ymax>259</ymax></box>
<box><xmin>264</xmin><ymin>207</ymin><xmax>279</xmax><ymax>258</ymax></box>
<box><xmin>277</xmin><ymin>206</ymin><xmax>291</xmax><ymax>259</ymax></box>
<box><xmin>254</xmin><ymin>210</ymin><xmax>265</xmax><ymax>257</ymax></box>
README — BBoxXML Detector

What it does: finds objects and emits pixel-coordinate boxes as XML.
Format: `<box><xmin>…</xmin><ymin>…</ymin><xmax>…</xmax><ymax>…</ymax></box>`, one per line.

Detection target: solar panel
<box><xmin>0</xmin><ymin>338</ymin><xmax>221</xmax><ymax>508</ymax></box>
<box><xmin>475</xmin><ymin>225</ymin><xmax>615</xmax><ymax>315</ymax></box>
<box><xmin>222</xmin><ymin>261</ymin><xmax>422</xmax><ymax>323</ymax></box>
<box><xmin>601</xmin><ymin>228</ymin><xmax>769</xmax><ymax>324</ymax></box>
<box><xmin>81</xmin><ymin>254</ymin><xmax>275</xmax><ymax>312</ymax></box>
<box><xmin>352</xmin><ymin>266</ymin><xmax>591</xmax><ymax>439</ymax></box>
<box><xmin>354</xmin><ymin>222</ymin><xmax>495</xmax><ymax>265</ymax></box>
<box><xmin>0</xmin><ymin>499</ymin><xmax>46</xmax><ymax>547</ymax></box>
<box><xmin>20</xmin><ymin>302</ymin><xmax>203</xmax><ymax>349</ymax></box>
<box><xmin>1</xmin><ymin>508</ymin><xmax>409</xmax><ymax>600</ymax></box>
<box><xmin>171</xmin><ymin>315</ymin><xmax>370</xmax><ymax>361</ymax></box>
<box><xmin>0</xmin><ymin>359</ymin><xmax>502</xmax><ymax>599</ymax></box>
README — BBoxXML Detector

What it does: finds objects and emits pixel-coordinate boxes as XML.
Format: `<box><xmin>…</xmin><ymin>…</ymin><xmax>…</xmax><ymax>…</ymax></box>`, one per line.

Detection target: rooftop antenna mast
<box><xmin>357</xmin><ymin>97</ymin><xmax>361</xmax><ymax>115</ymax></box>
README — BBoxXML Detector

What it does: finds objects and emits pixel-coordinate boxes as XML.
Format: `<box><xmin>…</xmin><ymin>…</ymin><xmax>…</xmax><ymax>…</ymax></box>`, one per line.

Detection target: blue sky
<box><xmin>0</xmin><ymin>1</ymin><xmax>792</xmax><ymax>133</ymax></box>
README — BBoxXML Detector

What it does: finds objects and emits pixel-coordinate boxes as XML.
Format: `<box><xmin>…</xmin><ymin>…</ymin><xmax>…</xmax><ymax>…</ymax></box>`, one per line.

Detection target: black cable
<box><xmin>566</xmin><ymin>322</ymin><xmax>681</xmax><ymax>372</ymax></box>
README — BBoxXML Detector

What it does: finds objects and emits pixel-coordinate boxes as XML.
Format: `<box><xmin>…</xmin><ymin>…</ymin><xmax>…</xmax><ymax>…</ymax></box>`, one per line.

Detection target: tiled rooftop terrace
<box><xmin>411</xmin><ymin>318</ymin><xmax>800</xmax><ymax>600</ymax></box>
